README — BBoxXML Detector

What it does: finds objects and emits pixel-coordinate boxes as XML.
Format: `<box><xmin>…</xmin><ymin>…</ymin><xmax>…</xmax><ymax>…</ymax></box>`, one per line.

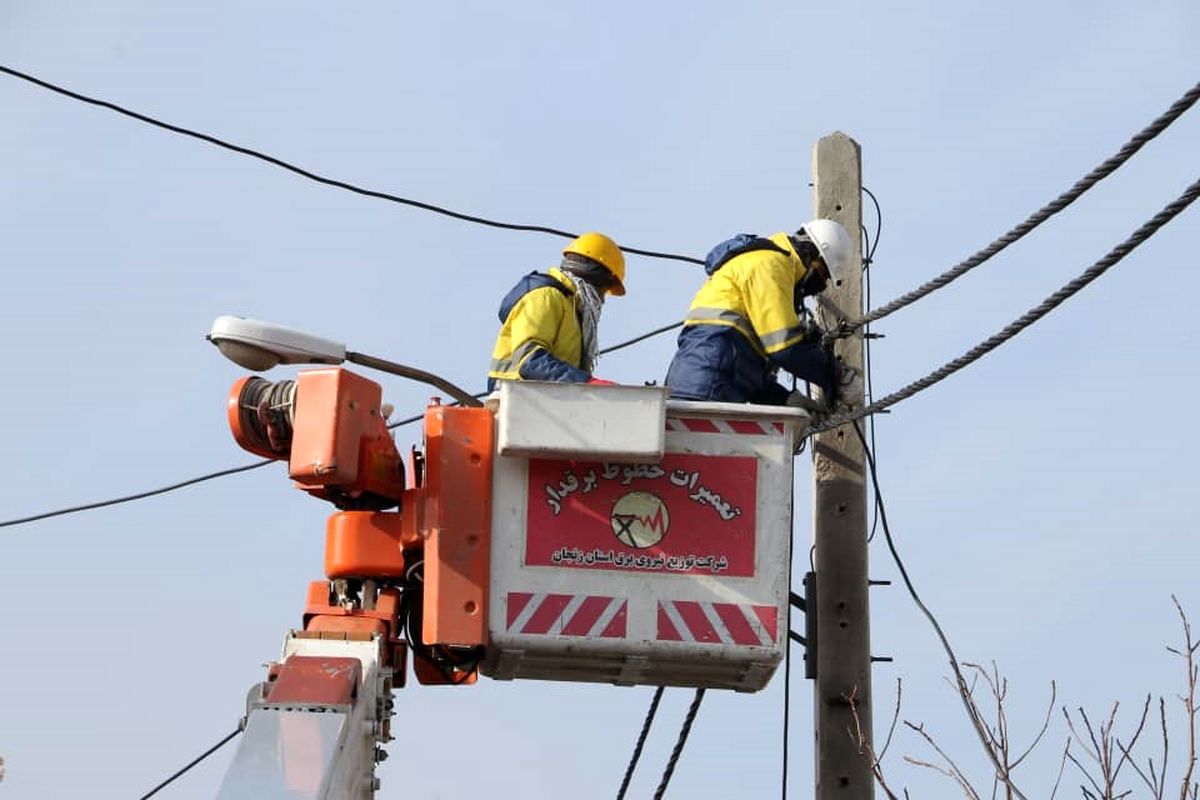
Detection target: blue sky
<box><xmin>2</xmin><ymin>2</ymin><xmax>1199</xmax><ymax>798</ymax></box>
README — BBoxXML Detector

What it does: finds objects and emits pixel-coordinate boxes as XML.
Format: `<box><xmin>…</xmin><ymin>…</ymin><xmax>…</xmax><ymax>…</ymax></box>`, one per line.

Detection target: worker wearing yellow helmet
<box><xmin>487</xmin><ymin>232</ymin><xmax>626</xmax><ymax>391</ymax></box>
<box><xmin>665</xmin><ymin>220</ymin><xmax>858</xmax><ymax>405</ymax></box>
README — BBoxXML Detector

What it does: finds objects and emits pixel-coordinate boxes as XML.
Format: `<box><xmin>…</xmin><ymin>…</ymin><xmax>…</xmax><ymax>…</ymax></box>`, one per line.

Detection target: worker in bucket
<box><xmin>664</xmin><ymin>219</ymin><xmax>861</xmax><ymax>407</ymax></box>
<box><xmin>487</xmin><ymin>232</ymin><xmax>626</xmax><ymax>391</ymax></box>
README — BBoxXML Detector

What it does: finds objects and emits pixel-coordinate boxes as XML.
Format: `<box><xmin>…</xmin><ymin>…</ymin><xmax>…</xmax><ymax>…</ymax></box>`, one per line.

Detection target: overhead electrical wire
<box><xmin>0</xmin><ymin>460</ymin><xmax>273</xmax><ymax>529</ymax></box>
<box><xmin>0</xmin><ymin>320</ymin><xmax>686</xmax><ymax>529</ymax></box>
<box><xmin>0</xmin><ymin>64</ymin><xmax>702</xmax><ymax>266</ymax></box>
<box><xmin>9</xmin><ymin>56</ymin><xmax>1194</xmax><ymax>316</ymax></box>
<box><xmin>812</xmin><ymin>174</ymin><xmax>1200</xmax><ymax>435</ymax></box>
<box><xmin>847</xmin><ymin>78</ymin><xmax>1200</xmax><ymax>332</ymax></box>
<box><xmin>852</xmin><ymin>420</ymin><xmax>1029</xmax><ymax>798</ymax></box>
<box><xmin>860</xmin><ymin>186</ymin><xmax>884</xmax><ymax>542</ymax></box>
<box><xmin>138</xmin><ymin>722</ymin><xmax>244</xmax><ymax>799</ymax></box>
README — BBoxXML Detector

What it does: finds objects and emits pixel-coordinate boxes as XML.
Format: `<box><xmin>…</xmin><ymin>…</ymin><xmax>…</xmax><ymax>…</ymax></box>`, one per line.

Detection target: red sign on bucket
<box><xmin>525</xmin><ymin>454</ymin><xmax>758</xmax><ymax>577</ymax></box>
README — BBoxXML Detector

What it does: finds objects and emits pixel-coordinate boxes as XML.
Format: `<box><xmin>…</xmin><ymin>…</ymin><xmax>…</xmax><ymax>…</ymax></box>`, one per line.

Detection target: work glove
<box><xmin>586</xmin><ymin>377</ymin><xmax>617</xmax><ymax>386</ymax></box>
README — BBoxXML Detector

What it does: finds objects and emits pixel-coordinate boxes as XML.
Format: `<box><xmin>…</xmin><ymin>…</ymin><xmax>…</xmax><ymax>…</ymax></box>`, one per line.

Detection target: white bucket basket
<box><xmin>482</xmin><ymin>384</ymin><xmax>809</xmax><ymax>693</ymax></box>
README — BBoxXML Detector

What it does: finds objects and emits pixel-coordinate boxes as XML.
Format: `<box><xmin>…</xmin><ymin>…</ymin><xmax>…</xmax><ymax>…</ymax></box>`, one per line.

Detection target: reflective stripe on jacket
<box><xmin>665</xmin><ymin>233</ymin><xmax>835</xmax><ymax>403</ymax></box>
<box><xmin>488</xmin><ymin>268</ymin><xmax>589</xmax><ymax>391</ymax></box>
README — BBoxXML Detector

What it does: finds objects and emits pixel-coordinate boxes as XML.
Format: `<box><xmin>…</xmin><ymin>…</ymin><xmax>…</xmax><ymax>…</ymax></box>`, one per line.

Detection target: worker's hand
<box><xmin>586</xmin><ymin>377</ymin><xmax>617</xmax><ymax>386</ymax></box>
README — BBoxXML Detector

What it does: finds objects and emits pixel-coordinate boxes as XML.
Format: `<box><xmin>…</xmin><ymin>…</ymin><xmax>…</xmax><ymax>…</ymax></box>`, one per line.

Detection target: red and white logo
<box><xmin>611</xmin><ymin>491</ymin><xmax>670</xmax><ymax>548</ymax></box>
<box><xmin>656</xmin><ymin>600</ymin><xmax>778</xmax><ymax>647</ymax></box>
<box><xmin>506</xmin><ymin>592</ymin><xmax>627</xmax><ymax>639</ymax></box>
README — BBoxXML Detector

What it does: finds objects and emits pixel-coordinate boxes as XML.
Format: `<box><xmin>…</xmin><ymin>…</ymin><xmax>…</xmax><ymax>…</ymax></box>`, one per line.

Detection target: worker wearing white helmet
<box><xmin>665</xmin><ymin>219</ymin><xmax>855</xmax><ymax>405</ymax></box>
<box><xmin>488</xmin><ymin>232</ymin><xmax>626</xmax><ymax>391</ymax></box>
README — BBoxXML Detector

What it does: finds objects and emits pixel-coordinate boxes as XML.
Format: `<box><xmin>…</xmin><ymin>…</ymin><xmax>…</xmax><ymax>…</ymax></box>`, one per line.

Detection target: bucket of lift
<box><xmin>481</xmin><ymin>381</ymin><xmax>809</xmax><ymax>692</ymax></box>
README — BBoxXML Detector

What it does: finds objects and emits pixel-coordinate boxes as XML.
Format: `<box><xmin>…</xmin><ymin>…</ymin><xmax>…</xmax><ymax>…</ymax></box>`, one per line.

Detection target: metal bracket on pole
<box><xmin>788</xmin><ymin>571</ymin><xmax>819</xmax><ymax>680</ymax></box>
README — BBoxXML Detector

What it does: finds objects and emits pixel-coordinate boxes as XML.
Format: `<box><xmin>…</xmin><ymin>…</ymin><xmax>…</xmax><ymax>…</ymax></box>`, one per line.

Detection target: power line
<box><xmin>139</xmin><ymin>722</ymin><xmax>244</xmax><ymax>799</ymax></box>
<box><xmin>617</xmin><ymin>686</ymin><xmax>666</xmax><ymax>800</ymax></box>
<box><xmin>653</xmin><ymin>688</ymin><xmax>706</xmax><ymax>799</ymax></box>
<box><xmin>848</xmin><ymin>78</ymin><xmax>1200</xmax><ymax>332</ymax></box>
<box><xmin>813</xmin><ymin>173</ymin><xmax>1200</xmax><ymax>435</ymax></box>
<box><xmin>0</xmin><ymin>460</ymin><xmax>273</xmax><ymax>529</ymax></box>
<box><xmin>600</xmin><ymin>321</ymin><xmax>683</xmax><ymax>356</ymax></box>
<box><xmin>861</xmin><ymin>187</ymin><xmax>884</xmax><ymax>542</ymax></box>
<box><xmin>0</xmin><ymin>318</ymin><xmax>685</xmax><ymax>530</ymax></box>
<box><xmin>0</xmin><ymin>64</ymin><xmax>702</xmax><ymax>266</ymax></box>
<box><xmin>852</xmin><ymin>420</ymin><xmax>1028</xmax><ymax>798</ymax></box>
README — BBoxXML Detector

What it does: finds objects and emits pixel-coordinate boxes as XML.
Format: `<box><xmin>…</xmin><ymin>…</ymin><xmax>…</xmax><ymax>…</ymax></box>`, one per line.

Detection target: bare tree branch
<box><xmin>1172</xmin><ymin>595</ymin><xmax>1198</xmax><ymax>800</ymax></box>
<box><xmin>1049</xmin><ymin>738</ymin><xmax>1070</xmax><ymax>800</ymax></box>
<box><xmin>850</xmin><ymin>683</ymin><xmax>905</xmax><ymax>800</ymax></box>
<box><xmin>1012</xmin><ymin>680</ymin><xmax>1058</xmax><ymax>769</ymax></box>
<box><xmin>904</xmin><ymin>721</ymin><xmax>983</xmax><ymax>800</ymax></box>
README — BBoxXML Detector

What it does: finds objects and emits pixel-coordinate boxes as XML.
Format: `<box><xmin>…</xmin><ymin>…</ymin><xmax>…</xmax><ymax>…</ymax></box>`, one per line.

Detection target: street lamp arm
<box><xmin>345</xmin><ymin>351</ymin><xmax>483</xmax><ymax>408</ymax></box>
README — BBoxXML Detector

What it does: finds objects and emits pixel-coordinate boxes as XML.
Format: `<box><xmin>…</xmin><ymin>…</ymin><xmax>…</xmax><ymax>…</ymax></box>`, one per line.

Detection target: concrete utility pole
<box><xmin>811</xmin><ymin>132</ymin><xmax>873</xmax><ymax>799</ymax></box>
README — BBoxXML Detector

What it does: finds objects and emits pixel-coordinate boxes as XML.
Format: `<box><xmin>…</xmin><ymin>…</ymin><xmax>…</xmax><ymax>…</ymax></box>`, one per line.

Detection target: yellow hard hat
<box><xmin>563</xmin><ymin>232</ymin><xmax>626</xmax><ymax>296</ymax></box>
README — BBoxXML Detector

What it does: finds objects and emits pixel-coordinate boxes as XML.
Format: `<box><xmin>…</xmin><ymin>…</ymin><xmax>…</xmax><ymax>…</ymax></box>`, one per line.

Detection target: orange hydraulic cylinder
<box><xmin>420</xmin><ymin>403</ymin><xmax>494</xmax><ymax>648</ymax></box>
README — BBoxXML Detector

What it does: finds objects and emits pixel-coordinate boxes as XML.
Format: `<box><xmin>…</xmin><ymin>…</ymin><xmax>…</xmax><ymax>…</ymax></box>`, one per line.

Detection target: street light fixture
<box><xmin>207</xmin><ymin>315</ymin><xmax>481</xmax><ymax>407</ymax></box>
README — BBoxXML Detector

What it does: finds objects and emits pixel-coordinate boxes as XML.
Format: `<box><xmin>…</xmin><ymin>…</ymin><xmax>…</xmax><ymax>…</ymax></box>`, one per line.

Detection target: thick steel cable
<box><xmin>139</xmin><ymin>723</ymin><xmax>244</xmax><ymax>799</ymax></box>
<box><xmin>0</xmin><ymin>64</ymin><xmax>703</xmax><ymax>266</ymax></box>
<box><xmin>813</xmin><ymin>174</ymin><xmax>1200</xmax><ymax>434</ymax></box>
<box><xmin>616</xmin><ymin>686</ymin><xmax>666</xmax><ymax>800</ymax></box>
<box><xmin>652</xmin><ymin>688</ymin><xmax>706</xmax><ymax>799</ymax></box>
<box><xmin>849</xmin><ymin>79</ymin><xmax>1200</xmax><ymax>332</ymax></box>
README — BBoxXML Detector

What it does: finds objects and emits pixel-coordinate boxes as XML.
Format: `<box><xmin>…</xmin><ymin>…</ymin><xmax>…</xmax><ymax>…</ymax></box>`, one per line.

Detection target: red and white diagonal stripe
<box><xmin>666</xmin><ymin>417</ymin><xmax>785</xmax><ymax>436</ymax></box>
<box><xmin>656</xmin><ymin>600</ymin><xmax>778</xmax><ymax>647</ymax></box>
<box><xmin>506</xmin><ymin>592</ymin><xmax>627</xmax><ymax>638</ymax></box>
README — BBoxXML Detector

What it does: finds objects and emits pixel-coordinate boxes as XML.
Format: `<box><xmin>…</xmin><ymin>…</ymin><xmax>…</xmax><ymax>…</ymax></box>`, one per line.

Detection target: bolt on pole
<box><xmin>811</xmin><ymin>132</ymin><xmax>874</xmax><ymax>799</ymax></box>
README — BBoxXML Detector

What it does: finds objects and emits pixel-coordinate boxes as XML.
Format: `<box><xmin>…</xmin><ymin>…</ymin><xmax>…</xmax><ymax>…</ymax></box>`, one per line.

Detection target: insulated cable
<box><xmin>0</xmin><ymin>316</ymin><xmax>688</xmax><ymax>529</ymax></box>
<box><xmin>599</xmin><ymin>321</ymin><xmax>683</xmax><ymax>357</ymax></box>
<box><xmin>812</xmin><ymin>174</ymin><xmax>1200</xmax><ymax>435</ymax></box>
<box><xmin>852</xmin><ymin>420</ymin><xmax>1028</xmax><ymax>798</ymax></box>
<box><xmin>846</xmin><ymin>78</ymin><xmax>1200</xmax><ymax>333</ymax></box>
<box><xmin>860</xmin><ymin>187</ymin><xmax>884</xmax><ymax>542</ymax></box>
<box><xmin>0</xmin><ymin>460</ymin><xmax>273</xmax><ymax>529</ymax></box>
<box><xmin>652</xmin><ymin>688</ymin><xmax>706</xmax><ymax>799</ymax></box>
<box><xmin>0</xmin><ymin>64</ymin><xmax>702</xmax><ymax>266</ymax></box>
<box><xmin>616</xmin><ymin>686</ymin><xmax>666</xmax><ymax>800</ymax></box>
<box><xmin>138</xmin><ymin>722</ymin><xmax>244</xmax><ymax>799</ymax></box>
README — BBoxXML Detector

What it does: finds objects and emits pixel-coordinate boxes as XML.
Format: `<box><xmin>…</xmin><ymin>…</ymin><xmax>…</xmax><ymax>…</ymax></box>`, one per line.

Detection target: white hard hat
<box><xmin>799</xmin><ymin>219</ymin><xmax>854</xmax><ymax>279</ymax></box>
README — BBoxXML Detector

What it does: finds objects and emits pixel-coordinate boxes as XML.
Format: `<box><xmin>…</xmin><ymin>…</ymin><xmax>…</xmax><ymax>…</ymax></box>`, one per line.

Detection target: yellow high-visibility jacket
<box><xmin>665</xmin><ymin>233</ymin><xmax>834</xmax><ymax>403</ymax></box>
<box><xmin>488</xmin><ymin>267</ymin><xmax>589</xmax><ymax>390</ymax></box>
